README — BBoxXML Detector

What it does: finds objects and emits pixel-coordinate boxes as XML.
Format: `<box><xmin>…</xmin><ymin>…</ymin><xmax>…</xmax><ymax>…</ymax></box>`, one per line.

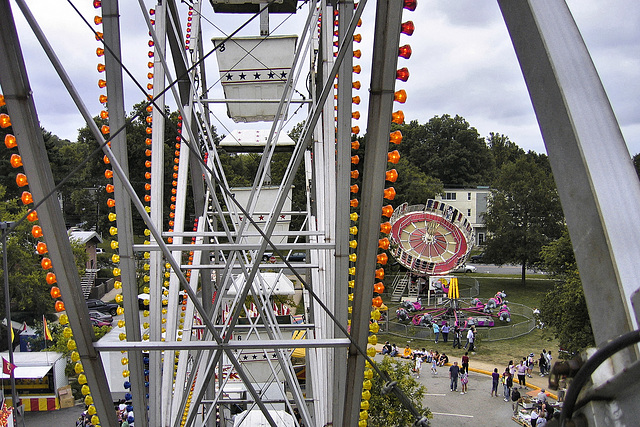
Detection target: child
<box><xmin>460</xmin><ymin>370</ymin><xmax>468</xmax><ymax>394</ymax></box>
<box><xmin>414</xmin><ymin>354</ymin><xmax>423</xmax><ymax>378</ymax></box>
<box><xmin>491</xmin><ymin>368</ymin><xmax>500</xmax><ymax>397</ymax></box>
<box><xmin>430</xmin><ymin>355</ymin><xmax>438</xmax><ymax>375</ymax></box>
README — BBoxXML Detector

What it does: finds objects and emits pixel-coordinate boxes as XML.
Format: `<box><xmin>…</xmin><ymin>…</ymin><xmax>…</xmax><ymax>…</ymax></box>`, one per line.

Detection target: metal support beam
<box><xmin>101</xmin><ymin>1</ymin><xmax>148</xmax><ymax>425</ymax></box>
<box><xmin>333</xmin><ymin>0</ymin><xmax>354</xmax><ymax>423</ymax></box>
<box><xmin>498</xmin><ymin>0</ymin><xmax>640</xmax><ymax>345</ymax></box>
<box><xmin>0</xmin><ymin>2</ymin><xmax>119</xmax><ymax>425</ymax></box>
<box><xmin>499</xmin><ymin>1</ymin><xmax>640</xmax><ymax>423</ymax></box>
<box><xmin>343</xmin><ymin>0</ymin><xmax>403</xmax><ymax>425</ymax></box>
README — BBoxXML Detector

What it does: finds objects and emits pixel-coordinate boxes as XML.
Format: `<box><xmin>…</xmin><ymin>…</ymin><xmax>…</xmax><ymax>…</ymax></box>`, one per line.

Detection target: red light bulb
<box><xmin>401</xmin><ymin>21</ymin><xmax>415</xmax><ymax>36</ymax></box>
<box><xmin>396</xmin><ymin>67</ymin><xmax>409</xmax><ymax>82</ymax></box>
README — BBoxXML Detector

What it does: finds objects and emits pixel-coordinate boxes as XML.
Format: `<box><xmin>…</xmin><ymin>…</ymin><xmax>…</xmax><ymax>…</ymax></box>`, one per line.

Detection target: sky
<box><xmin>5</xmin><ymin>0</ymin><xmax>640</xmax><ymax>156</ymax></box>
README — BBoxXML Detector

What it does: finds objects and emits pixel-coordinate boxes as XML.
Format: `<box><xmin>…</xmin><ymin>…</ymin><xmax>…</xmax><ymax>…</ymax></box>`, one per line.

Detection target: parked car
<box><xmin>470</xmin><ymin>253</ymin><xmax>485</xmax><ymax>263</ymax></box>
<box><xmin>90</xmin><ymin>317</ymin><xmax>112</xmax><ymax>328</ymax></box>
<box><xmin>284</xmin><ymin>252</ymin><xmax>306</xmax><ymax>262</ymax></box>
<box><xmin>85</xmin><ymin>299</ymin><xmax>119</xmax><ymax>316</ymax></box>
<box><xmin>89</xmin><ymin>310</ymin><xmax>113</xmax><ymax>324</ymax></box>
<box><xmin>452</xmin><ymin>264</ymin><xmax>477</xmax><ymax>274</ymax></box>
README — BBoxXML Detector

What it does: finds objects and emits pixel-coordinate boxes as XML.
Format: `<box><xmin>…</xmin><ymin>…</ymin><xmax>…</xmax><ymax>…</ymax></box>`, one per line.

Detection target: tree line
<box><xmin>3</xmin><ymin>101</ymin><xmax>639</xmax><ymax>355</ymax></box>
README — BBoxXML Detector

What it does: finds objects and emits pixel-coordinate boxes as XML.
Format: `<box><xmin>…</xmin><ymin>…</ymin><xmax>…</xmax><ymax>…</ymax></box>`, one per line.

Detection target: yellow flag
<box><xmin>9</xmin><ymin>326</ymin><xmax>13</xmax><ymax>343</ymax></box>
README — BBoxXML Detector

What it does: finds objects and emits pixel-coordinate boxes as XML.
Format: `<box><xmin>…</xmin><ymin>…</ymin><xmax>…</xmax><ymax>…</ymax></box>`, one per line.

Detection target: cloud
<box><xmin>4</xmin><ymin>1</ymin><xmax>639</xmax><ymax>157</ymax></box>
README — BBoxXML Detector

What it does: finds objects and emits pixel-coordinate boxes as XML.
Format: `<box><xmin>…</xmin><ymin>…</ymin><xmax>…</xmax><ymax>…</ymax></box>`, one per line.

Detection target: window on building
<box><xmin>468</xmin><ymin>192</ymin><xmax>472</xmax><ymax>201</ymax></box>
<box><xmin>478</xmin><ymin>233</ymin><xmax>485</xmax><ymax>245</ymax></box>
<box><xmin>467</xmin><ymin>209</ymin><xmax>472</xmax><ymax>217</ymax></box>
<box><xmin>444</xmin><ymin>192</ymin><xmax>456</xmax><ymax>200</ymax></box>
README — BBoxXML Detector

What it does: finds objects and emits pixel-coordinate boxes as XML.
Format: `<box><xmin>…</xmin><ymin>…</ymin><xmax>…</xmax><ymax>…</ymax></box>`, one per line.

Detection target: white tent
<box><xmin>227</xmin><ymin>273</ymin><xmax>295</xmax><ymax>296</ymax></box>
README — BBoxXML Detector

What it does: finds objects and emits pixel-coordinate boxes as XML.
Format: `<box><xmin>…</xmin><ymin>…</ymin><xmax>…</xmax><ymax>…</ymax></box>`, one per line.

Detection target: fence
<box><xmin>381</xmin><ymin>302</ymin><xmax>536</xmax><ymax>342</ymax></box>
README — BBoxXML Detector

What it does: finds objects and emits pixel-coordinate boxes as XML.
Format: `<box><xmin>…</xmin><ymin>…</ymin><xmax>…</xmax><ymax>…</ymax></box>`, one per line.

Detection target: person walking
<box><xmin>452</xmin><ymin>325</ymin><xmax>461</xmax><ymax>348</ymax></box>
<box><xmin>467</xmin><ymin>327</ymin><xmax>476</xmax><ymax>352</ymax></box>
<box><xmin>441</xmin><ymin>323</ymin><xmax>450</xmax><ymax>343</ymax></box>
<box><xmin>502</xmin><ymin>368</ymin><xmax>512</xmax><ymax>401</ymax></box>
<box><xmin>539</xmin><ymin>352</ymin><xmax>547</xmax><ymax>376</ymax></box>
<box><xmin>430</xmin><ymin>355</ymin><xmax>438</xmax><ymax>375</ymax></box>
<box><xmin>491</xmin><ymin>368</ymin><xmax>500</xmax><ymax>397</ymax></box>
<box><xmin>511</xmin><ymin>387</ymin><xmax>521</xmax><ymax>415</ymax></box>
<box><xmin>433</xmin><ymin>323</ymin><xmax>440</xmax><ymax>343</ymax></box>
<box><xmin>449</xmin><ymin>361</ymin><xmax>460</xmax><ymax>391</ymax></box>
<box><xmin>461</xmin><ymin>352</ymin><xmax>470</xmax><ymax>374</ymax></box>
<box><xmin>527</xmin><ymin>353</ymin><xmax>535</xmax><ymax>377</ymax></box>
<box><xmin>460</xmin><ymin>370</ymin><xmax>468</xmax><ymax>394</ymax></box>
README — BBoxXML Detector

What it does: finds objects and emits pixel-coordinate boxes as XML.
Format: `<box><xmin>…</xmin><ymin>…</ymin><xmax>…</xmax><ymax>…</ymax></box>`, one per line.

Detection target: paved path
<box><xmin>373</xmin><ymin>351</ymin><xmax>556</xmax><ymax>426</ymax></box>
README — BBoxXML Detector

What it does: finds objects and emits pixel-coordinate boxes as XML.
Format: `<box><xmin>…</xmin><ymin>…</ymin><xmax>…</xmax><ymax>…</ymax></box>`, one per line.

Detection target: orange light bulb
<box><xmin>46</xmin><ymin>272</ymin><xmax>57</xmax><ymax>285</ymax></box>
<box><xmin>353</xmin><ymin>49</ymin><xmax>361</xmax><ymax>58</ymax></box>
<box><xmin>350</xmin><ymin>199</ymin><xmax>359</xmax><ymax>208</ymax></box>
<box><xmin>351</xmin><ymin>140</ymin><xmax>360</xmax><ymax>150</ymax></box>
<box><xmin>378</xmin><ymin>238</ymin><xmax>390</xmax><ymax>250</ymax></box>
<box><xmin>96</xmin><ymin>47</ymin><xmax>104</xmax><ymax>57</ymax></box>
<box><xmin>41</xmin><ymin>257</ymin><xmax>53</xmax><ymax>270</ymax></box>
<box><xmin>377</xmin><ymin>253</ymin><xmax>388</xmax><ymax>265</ymax></box>
<box><xmin>351</xmin><ymin>126</ymin><xmax>360</xmax><ymax>134</ymax></box>
<box><xmin>353</xmin><ymin>65</ymin><xmax>361</xmax><ymax>74</ymax></box>
<box><xmin>383</xmin><ymin>187</ymin><xmax>396</xmax><ymax>200</ymax></box>
<box><xmin>389</xmin><ymin>130</ymin><xmax>403</xmax><ymax>144</ymax></box>
<box><xmin>21</xmin><ymin>191</ymin><xmax>33</xmax><ymax>204</ymax></box>
<box><xmin>382</xmin><ymin>205</ymin><xmax>394</xmax><ymax>217</ymax></box>
<box><xmin>386</xmin><ymin>169</ymin><xmax>398</xmax><ymax>182</ymax></box>
<box><xmin>351</xmin><ymin>170</ymin><xmax>360</xmax><ymax>179</ymax></box>
<box><xmin>394</xmin><ymin>89</ymin><xmax>407</xmax><ymax>103</ymax></box>
<box><xmin>10</xmin><ymin>154</ymin><xmax>22</xmax><ymax>168</ymax></box>
<box><xmin>36</xmin><ymin>242</ymin><xmax>48</xmax><ymax>255</ymax></box>
<box><xmin>95</xmin><ymin>32</ymin><xmax>103</xmax><ymax>41</ymax></box>
<box><xmin>99</xmin><ymin>94</ymin><xmax>108</xmax><ymax>103</ymax></box>
<box><xmin>107</xmin><ymin>198</ymin><xmax>115</xmax><ymax>207</ymax></box>
<box><xmin>97</xmin><ymin>63</ymin><xmax>105</xmax><ymax>73</ymax></box>
<box><xmin>0</xmin><ymin>114</ymin><xmax>11</xmax><ymax>128</ymax></box>
<box><xmin>392</xmin><ymin>110</ymin><xmax>405</xmax><ymax>124</ymax></box>
<box><xmin>101</xmin><ymin>125</ymin><xmax>109</xmax><ymax>134</ymax></box>
<box><xmin>380</xmin><ymin>222</ymin><xmax>392</xmax><ymax>234</ymax></box>
<box><xmin>375</xmin><ymin>268</ymin><xmax>385</xmax><ymax>280</ymax></box>
<box><xmin>388</xmin><ymin>150</ymin><xmax>400</xmax><ymax>164</ymax></box>
<box><xmin>4</xmin><ymin>134</ymin><xmax>17</xmax><ymax>148</ymax></box>
<box><xmin>100</xmin><ymin>110</ymin><xmax>108</xmax><ymax>119</ymax></box>
<box><xmin>0</xmin><ymin>95</ymin><xmax>4</xmax><ymax>106</ymax></box>
<box><xmin>31</xmin><ymin>225</ymin><xmax>43</xmax><ymax>238</ymax></box>
<box><xmin>352</xmin><ymin>81</ymin><xmax>361</xmax><ymax>90</ymax></box>
<box><xmin>27</xmin><ymin>210</ymin><xmax>38</xmax><ymax>222</ymax></box>
<box><xmin>103</xmin><ymin>155</ymin><xmax>110</xmax><ymax>164</ymax></box>
<box><xmin>374</xmin><ymin>282</ymin><xmax>385</xmax><ymax>293</ymax></box>
<box><xmin>55</xmin><ymin>300</ymin><xmax>65</xmax><ymax>312</ymax></box>
<box><xmin>350</xmin><ymin>184</ymin><xmax>359</xmax><ymax>193</ymax></box>
<box><xmin>352</xmin><ymin>96</ymin><xmax>361</xmax><ymax>104</ymax></box>
<box><xmin>351</xmin><ymin>155</ymin><xmax>360</xmax><ymax>165</ymax></box>
<box><xmin>106</xmin><ymin>184</ymin><xmax>114</xmax><ymax>193</ymax></box>
<box><xmin>353</xmin><ymin>34</ymin><xmax>362</xmax><ymax>43</ymax></box>
<box><xmin>94</xmin><ymin>16</ymin><xmax>102</xmax><ymax>25</ymax></box>
<box><xmin>16</xmin><ymin>174</ymin><xmax>28</xmax><ymax>188</ymax></box>
<box><xmin>98</xmin><ymin>79</ymin><xmax>106</xmax><ymax>88</ymax></box>
<box><xmin>50</xmin><ymin>287</ymin><xmax>62</xmax><ymax>299</ymax></box>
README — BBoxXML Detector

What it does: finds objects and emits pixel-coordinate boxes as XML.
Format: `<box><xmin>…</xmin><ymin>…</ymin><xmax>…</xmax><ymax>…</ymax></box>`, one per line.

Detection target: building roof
<box><xmin>68</xmin><ymin>229</ymin><xmax>103</xmax><ymax>245</ymax></box>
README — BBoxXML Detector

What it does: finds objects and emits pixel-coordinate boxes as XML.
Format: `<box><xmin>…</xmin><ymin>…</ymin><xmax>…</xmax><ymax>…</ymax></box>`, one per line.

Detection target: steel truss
<box><xmin>0</xmin><ymin>0</ymin><xmax>408</xmax><ymax>426</ymax></box>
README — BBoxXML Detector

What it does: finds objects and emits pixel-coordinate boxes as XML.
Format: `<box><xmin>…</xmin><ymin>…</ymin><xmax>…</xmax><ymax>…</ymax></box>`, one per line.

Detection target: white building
<box><xmin>434</xmin><ymin>187</ymin><xmax>490</xmax><ymax>246</ymax></box>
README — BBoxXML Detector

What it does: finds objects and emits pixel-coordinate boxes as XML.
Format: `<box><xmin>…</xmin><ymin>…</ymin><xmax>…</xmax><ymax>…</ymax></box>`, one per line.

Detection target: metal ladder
<box><xmin>391</xmin><ymin>273</ymin><xmax>409</xmax><ymax>302</ymax></box>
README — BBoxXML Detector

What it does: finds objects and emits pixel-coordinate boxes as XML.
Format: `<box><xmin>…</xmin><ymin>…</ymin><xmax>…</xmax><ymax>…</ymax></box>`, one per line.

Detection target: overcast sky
<box><xmin>5</xmin><ymin>0</ymin><xmax>640</xmax><ymax>156</ymax></box>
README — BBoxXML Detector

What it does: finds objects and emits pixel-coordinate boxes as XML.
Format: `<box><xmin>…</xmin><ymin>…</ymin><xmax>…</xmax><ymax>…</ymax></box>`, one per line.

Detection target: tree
<box><xmin>538</xmin><ymin>228</ymin><xmax>594</xmax><ymax>356</ymax></box>
<box><xmin>483</xmin><ymin>154</ymin><xmax>564</xmax><ymax>283</ymax></box>
<box><xmin>368</xmin><ymin>356</ymin><xmax>431</xmax><ymax>426</ymax></box>
<box><xmin>392</xmin><ymin>116</ymin><xmax>494</xmax><ymax>187</ymax></box>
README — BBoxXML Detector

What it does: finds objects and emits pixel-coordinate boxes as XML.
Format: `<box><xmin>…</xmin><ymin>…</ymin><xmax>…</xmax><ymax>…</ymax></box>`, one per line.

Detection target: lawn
<box><xmin>379</xmin><ymin>275</ymin><xmax>560</xmax><ymax>369</ymax></box>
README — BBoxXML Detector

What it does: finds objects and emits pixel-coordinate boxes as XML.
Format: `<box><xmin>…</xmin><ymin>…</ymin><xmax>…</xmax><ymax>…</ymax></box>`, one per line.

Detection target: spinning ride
<box><xmin>389</xmin><ymin>200</ymin><xmax>474</xmax><ymax>275</ymax></box>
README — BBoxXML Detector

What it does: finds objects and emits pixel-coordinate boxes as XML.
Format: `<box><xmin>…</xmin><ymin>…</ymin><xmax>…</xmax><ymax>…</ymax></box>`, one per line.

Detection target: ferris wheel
<box><xmin>389</xmin><ymin>200</ymin><xmax>475</xmax><ymax>275</ymax></box>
